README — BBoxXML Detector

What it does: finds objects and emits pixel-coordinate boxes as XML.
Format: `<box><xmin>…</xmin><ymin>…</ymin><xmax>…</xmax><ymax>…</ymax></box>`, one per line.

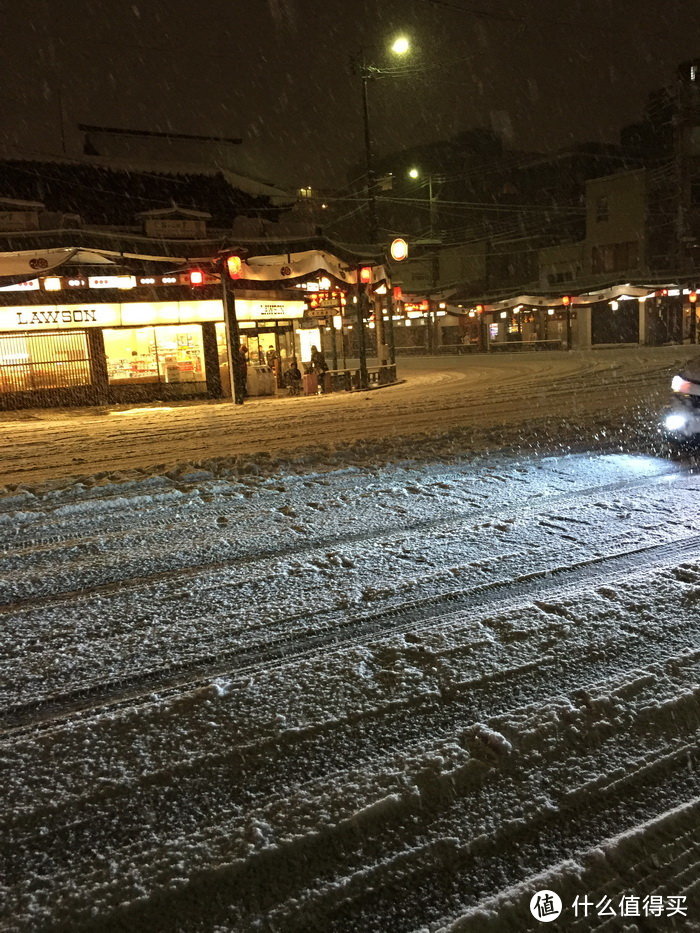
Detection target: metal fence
<box><xmin>0</xmin><ymin>331</ymin><xmax>92</xmax><ymax>393</ymax></box>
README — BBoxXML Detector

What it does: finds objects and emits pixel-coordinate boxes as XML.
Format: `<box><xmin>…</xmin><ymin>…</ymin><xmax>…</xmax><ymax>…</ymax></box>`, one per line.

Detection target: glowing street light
<box><xmin>360</xmin><ymin>35</ymin><xmax>413</xmax><ymax>245</ymax></box>
<box><xmin>407</xmin><ymin>166</ymin><xmax>439</xmax><ymax>236</ymax></box>
<box><xmin>391</xmin><ymin>35</ymin><xmax>410</xmax><ymax>56</ymax></box>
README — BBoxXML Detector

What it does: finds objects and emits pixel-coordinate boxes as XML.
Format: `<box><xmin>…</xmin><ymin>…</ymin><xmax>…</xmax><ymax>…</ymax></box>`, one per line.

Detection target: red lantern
<box><xmin>227</xmin><ymin>255</ymin><xmax>243</xmax><ymax>279</ymax></box>
<box><xmin>359</xmin><ymin>266</ymin><xmax>373</xmax><ymax>284</ymax></box>
<box><xmin>189</xmin><ymin>269</ymin><xmax>204</xmax><ymax>286</ymax></box>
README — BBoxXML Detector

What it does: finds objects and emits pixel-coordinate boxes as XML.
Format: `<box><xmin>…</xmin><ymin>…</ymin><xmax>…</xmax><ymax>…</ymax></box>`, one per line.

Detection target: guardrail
<box><xmin>394</xmin><ymin>345</ymin><xmax>480</xmax><ymax>355</ymax></box>
<box><xmin>488</xmin><ymin>339</ymin><xmax>564</xmax><ymax>351</ymax></box>
<box><xmin>321</xmin><ymin>365</ymin><xmax>398</xmax><ymax>392</ymax></box>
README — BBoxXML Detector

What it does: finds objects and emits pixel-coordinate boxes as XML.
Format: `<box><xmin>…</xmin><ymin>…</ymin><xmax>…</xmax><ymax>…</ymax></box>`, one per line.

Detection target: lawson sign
<box><xmin>0</xmin><ymin>298</ymin><xmax>306</xmax><ymax>331</ymax></box>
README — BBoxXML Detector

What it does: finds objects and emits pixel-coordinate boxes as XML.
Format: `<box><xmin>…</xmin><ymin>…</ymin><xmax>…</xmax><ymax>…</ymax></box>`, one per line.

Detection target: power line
<box><xmin>410</xmin><ymin>0</ymin><xmax>575</xmax><ymax>28</ymax></box>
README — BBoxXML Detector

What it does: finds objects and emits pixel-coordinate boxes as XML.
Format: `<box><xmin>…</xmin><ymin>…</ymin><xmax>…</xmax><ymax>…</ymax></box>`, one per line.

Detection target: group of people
<box><xmin>227</xmin><ymin>342</ymin><xmax>329</xmax><ymax>402</ymax></box>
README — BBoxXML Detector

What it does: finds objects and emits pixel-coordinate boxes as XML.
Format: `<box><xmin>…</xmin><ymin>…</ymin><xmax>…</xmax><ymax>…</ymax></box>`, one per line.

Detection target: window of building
<box><xmin>547</xmin><ymin>270</ymin><xmax>575</xmax><ymax>285</ymax></box>
<box><xmin>591</xmin><ymin>241</ymin><xmax>639</xmax><ymax>274</ymax></box>
<box><xmin>596</xmin><ymin>196</ymin><xmax>609</xmax><ymax>222</ymax></box>
<box><xmin>103</xmin><ymin>325</ymin><xmax>204</xmax><ymax>385</ymax></box>
<box><xmin>0</xmin><ymin>331</ymin><xmax>91</xmax><ymax>393</ymax></box>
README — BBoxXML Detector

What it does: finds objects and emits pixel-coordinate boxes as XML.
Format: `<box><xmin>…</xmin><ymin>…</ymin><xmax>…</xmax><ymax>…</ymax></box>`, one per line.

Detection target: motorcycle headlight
<box><xmin>665</xmin><ymin>412</ymin><xmax>688</xmax><ymax>431</ymax></box>
<box><xmin>671</xmin><ymin>375</ymin><xmax>693</xmax><ymax>393</ymax></box>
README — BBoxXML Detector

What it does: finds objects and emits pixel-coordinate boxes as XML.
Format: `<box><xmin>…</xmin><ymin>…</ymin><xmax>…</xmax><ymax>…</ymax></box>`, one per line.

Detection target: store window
<box><xmin>0</xmin><ymin>331</ymin><xmax>91</xmax><ymax>393</ymax></box>
<box><xmin>103</xmin><ymin>325</ymin><xmax>205</xmax><ymax>385</ymax></box>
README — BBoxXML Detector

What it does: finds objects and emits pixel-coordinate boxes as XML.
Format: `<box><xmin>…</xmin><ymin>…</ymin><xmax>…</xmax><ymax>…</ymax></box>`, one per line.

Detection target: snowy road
<box><xmin>0</xmin><ymin>346</ymin><xmax>690</xmax><ymax>486</ymax></box>
<box><xmin>0</xmin><ymin>349</ymin><xmax>699</xmax><ymax>931</ymax></box>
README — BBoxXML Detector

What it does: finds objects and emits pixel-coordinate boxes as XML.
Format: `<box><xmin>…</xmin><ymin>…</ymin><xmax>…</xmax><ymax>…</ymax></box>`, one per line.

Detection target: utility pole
<box><xmin>221</xmin><ymin>258</ymin><xmax>245</xmax><ymax>404</ymax></box>
<box><xmin>356</xmin><ymin>282</ymin><xmax>370</xmax><ymax>389</ymax></box>
<box><xmin>331</xmin><ymin>307</ymin><xmax>339</xmax><ymax>370</ymax></box>
<box><xmin>564</xmin><ymin>297</ymin><xmax>573</xmax><ymax>350</ymax></box>
<box><xmin>373</xmin><ymin>293</ymin><xmax>387</xmax><ymax>362</ymax></box>
<box><xmin>386</xmin><ymin>289</ymin><xmax>396</xmax><ymax>364</ymax></box>
<box><xmin>690</xmin><ymin>289</ymin><xmax>698</xmax><ymax>343</ymax></box>
<box><xmin>361</xmin><ymin>63</ymin><xmax>378</xmax><ymax>247</ymax></box>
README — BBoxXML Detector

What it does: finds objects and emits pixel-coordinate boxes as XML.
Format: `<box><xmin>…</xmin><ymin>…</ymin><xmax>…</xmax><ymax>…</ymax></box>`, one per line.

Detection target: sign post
<box><xmin>220</xmin><ymin>254</ymin><xmax>245</xmax><ymax>404</ymax></box>
<box><xmin>356</xmin><ymin>283</ymin><xmax>370</xmax><ymax>390</ymax></box>
<box><xmin>563</xmin><ymin>295</ymin><xmax>572</xmax><ymax>351</ymax></box>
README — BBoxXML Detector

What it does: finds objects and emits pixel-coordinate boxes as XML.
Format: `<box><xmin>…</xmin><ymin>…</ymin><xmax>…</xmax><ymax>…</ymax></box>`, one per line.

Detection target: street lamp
<box><xmin>407</xmin><ymin>167</ymin><xmax>438</xmax><ymax>237</ymax></box>
<box><xmin>407</xmin><ymin>167</ymin><xmax>444</xmax><ymax>354</ymax></box>
<box><xmin>360</xmin><ymin>34</ymin><xmax>411</xmax><ymax>245</ymax></box>
<box><xmin>357</xmin><ymin>34</ymin><xmax>411</xmax><ymax>381</ymax></box>
<box><xmin>391</xmin><ymin>35</ymin><xmax>410</xmax><ymax>56</ymax></box>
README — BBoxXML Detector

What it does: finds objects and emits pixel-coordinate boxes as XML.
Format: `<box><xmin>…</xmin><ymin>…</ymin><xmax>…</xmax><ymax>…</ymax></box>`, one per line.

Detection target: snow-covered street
<box><xmin>1</xmin><ymin>348</ymin><xmax>699</xmax><ymax>931</ymax></box>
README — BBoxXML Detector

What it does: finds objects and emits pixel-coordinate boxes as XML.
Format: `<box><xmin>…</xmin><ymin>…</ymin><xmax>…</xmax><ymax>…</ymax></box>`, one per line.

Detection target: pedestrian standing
<box><xmin>232</xmin><ymin>345</ymin><xmax>248</xmax><ymax>404</ymax></box>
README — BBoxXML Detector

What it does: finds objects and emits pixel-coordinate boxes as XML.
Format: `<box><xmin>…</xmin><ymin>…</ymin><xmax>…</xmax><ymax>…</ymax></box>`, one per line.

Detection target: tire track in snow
<box><xmin>8</xmin><ymin>653</ymin><xmax>695</xmax><ymax>933</ymax></box>
<box><xmin>2</xmin><ymin>529</ymin><xmax>699</xmax><ymax>732</ymax></box>
<box><xmin>0</xmin><ymin>465</ymin><xmax>682</xmax><ymax>607</ymax></box>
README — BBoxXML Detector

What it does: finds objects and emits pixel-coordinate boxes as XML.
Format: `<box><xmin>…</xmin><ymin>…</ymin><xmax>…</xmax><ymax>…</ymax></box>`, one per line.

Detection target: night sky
<box><xmin>3</xmin><ymin>0</ymin><xmax>700</xmax><ymax>190</ymax></box>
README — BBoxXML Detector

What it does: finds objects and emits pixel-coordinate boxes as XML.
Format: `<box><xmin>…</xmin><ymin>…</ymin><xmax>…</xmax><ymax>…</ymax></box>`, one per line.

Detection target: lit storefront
<box><xmin>0</xmin><ymin>244</ymin><xmax>388</xmax><ymax>406</ymax></box>
<box><xmin>0</xmin><ymin>295</ymin><xmax>305</xmax><ymax>408</ymax></box>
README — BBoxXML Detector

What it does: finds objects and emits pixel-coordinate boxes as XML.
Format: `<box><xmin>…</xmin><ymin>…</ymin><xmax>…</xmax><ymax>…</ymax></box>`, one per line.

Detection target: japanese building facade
<box><xmin>0</xmin><ymin>275</ymin><xmax>307</xmax><ymax>409</ymax></box>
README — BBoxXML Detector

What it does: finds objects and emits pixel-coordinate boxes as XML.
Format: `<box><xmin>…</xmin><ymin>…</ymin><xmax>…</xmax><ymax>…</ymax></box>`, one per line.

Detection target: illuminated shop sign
<box><xmin>0</xmin><ymin>279</ymin><xmax>40</xmax><ymax>292</ymax></box>
<box><xmin>0</xmin><ymin>298</ymin><xmax>306</xmax><ymax>331</ymax></box>
<box><xmin>88</xmin><ymin>275</ymin><xmax>137</xmax><ymax>290</ymax></box>
<box><xmin>235</xmin><ymin>299</ymin><xmax>305</xmax><ymax>321</ymax></box>
<box><xmin>4</xmin><ymin>305</ymin><xmax>122</xmax><ymax>329</ymax></box>
<box><xmin>404</xmin><ymin>301</ymin><xmax>430</xmax><ymax>312</ymax></box>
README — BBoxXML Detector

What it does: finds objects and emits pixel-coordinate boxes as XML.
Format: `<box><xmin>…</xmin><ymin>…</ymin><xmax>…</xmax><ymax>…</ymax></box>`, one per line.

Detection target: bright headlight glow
<box><xmin>665</xmin><ymin>413</ymin><xmax>687</xmax><ymax>431</ymax></box>
<box><xmin>671</xmin><ymin>375</ymin><xmax>693</xmax><ymax>393</ymax></box>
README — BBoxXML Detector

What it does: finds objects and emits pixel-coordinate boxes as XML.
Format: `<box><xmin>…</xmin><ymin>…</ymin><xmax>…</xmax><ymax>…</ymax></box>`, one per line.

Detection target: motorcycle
<box><xmin>662</xmin><ymin>357</ymin><xmax>700</xmax><ymax>445</ymax></box>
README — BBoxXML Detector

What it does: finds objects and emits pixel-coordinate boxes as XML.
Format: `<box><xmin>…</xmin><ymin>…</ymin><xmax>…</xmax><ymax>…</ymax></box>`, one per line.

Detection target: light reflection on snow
<box><xmin>111</xmin><ymin>407</ymin><xmax>175</xmax><ymax>415</ymax></box>
<box><xmin>597</xmin><ymin>453</ymin><xmax>673</xmax><ymax>475</ymax></box>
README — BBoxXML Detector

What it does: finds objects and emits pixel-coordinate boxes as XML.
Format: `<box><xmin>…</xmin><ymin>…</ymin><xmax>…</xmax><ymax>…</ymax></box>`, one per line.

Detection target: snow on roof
<box><xmin>82</xmin><ymin>154</ymin><xmax>294</xmax><ymax>204</ymax></box>
<box><xmin>0</xmin><ymin>196</ymin><xmax>45</xmax><ymax>210</ymax></box>
<box><xmin>136</xmin><ymin>206</ymin><xmax>212</xmax><ymax>220</ymax></box>
<box><xmin>219</xmin><ymin>169</ymin><xmax>294</xmax><ymax>204</ymax></box>
<box><xmin>0</xmin><ymin>145</ymin><xmax>294</xmax><ymax>205</ymax></box>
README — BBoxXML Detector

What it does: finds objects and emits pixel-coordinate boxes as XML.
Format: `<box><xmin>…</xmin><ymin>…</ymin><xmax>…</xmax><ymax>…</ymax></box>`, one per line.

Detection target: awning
<box><xmin>0</xmin><ymin>246</ymin><xmax>387</xmax><ymax>286</ymax></box>
<box><xmin>235</xmin><ymin>250</ymin><xmax>387</xmax><ymax>286</ymax></box>
<box><xmin>0</xmin><ymin>248</ymin><xmax>79</xmax><ymax>277</ymax></box>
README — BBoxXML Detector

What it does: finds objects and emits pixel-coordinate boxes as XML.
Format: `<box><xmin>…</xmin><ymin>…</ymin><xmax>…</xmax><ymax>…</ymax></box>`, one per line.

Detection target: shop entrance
<box><xmin>215</xmin><ymin>322</ymin><xmax>297</xmax><ymax>395</ymax></box>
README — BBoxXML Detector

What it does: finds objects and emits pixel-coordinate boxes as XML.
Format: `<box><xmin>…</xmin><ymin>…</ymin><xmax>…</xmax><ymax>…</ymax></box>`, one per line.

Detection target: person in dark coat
<box><xmin>310</xmin><ymin>345</ymin><xmax>328</xmax><ymax>374</ymax></box>
<box><xmin>284</xmin><ymin>357</ymin><xmax>302</xmax><ymax>395</ymax></box>
<box><xmin>231</xmin><ymin>345</ymin><xmax>248</xmax><ymax>404</ymax></box>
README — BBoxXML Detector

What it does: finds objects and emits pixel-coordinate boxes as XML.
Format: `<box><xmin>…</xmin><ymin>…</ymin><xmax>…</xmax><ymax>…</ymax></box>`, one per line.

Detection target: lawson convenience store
<box><xmin>0</xmin><ymin>296</ymin><xmax>305</xmax><ymax>409</ymax></box>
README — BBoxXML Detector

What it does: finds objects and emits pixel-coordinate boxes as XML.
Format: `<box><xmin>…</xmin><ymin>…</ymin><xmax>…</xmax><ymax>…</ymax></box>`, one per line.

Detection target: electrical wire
<box><xmin>408</xmin><ymin>0</ymin><xmax>577</xmax><ymax>29</ymax></box>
